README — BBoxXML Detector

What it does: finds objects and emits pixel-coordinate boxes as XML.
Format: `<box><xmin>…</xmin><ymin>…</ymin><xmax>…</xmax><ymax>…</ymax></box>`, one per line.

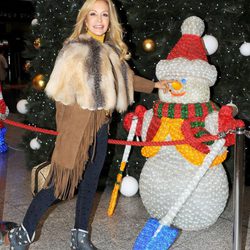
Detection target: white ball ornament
<box><xmin>120</xmin><ymin>175</ymin><xmax>139</xmax><ymax>197</ymax></box>
<box><xmin>30</xmin><ymin>138</ymin><xmax>41</xmax><ymax>150</ymax></box>
<box><xmin>16</xmin><ymin>99</ymin><xmax>29</xmax><ymax>114</ymax></box>
<box><xmin>239</xmin><ymin>42</ymin><xmax>250</xmax><ymax>56</ymax></box>
<box><xmin>203</xmin><ymin>35</ymin><xmax>218</xmax><ymax>55</ymax></box>
<box><xmin>31</xmin><ymin>18</ymin><xmax>38</xmax><ymax>26</ymax></box>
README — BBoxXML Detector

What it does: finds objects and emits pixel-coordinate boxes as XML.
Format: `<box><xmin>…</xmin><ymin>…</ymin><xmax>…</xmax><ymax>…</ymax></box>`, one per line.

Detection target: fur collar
<box><xmin>45</xmin><ymin>34</ymin><xmax>134</xmax><ymax>113</ymax></box>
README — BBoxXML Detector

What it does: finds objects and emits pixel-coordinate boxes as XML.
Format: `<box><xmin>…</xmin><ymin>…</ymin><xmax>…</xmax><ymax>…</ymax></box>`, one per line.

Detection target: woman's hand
<box><xmin>154</xmin><ymin>80</ymin><xmax>174</xmax><ymax>93</ymax></box>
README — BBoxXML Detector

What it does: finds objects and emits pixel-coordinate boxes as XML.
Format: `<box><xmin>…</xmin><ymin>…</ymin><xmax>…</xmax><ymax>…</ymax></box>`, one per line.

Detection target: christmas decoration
<box><xmin>24</xmin><ymin>60</ymin><xmax>31</xmax><ymax>72</ymax></box>
<box><xmin>120</xmin><ymin>175</ymin><xmax>139</xmax><ymax>197</ymax></box>
<box><xmin>227</xmin><ymin>101</ymin><xmax>238</xmax><ymax>117</ymax></box>
<box><xmin>31</xmin><ymin>18</ymin><xmax>38</xmax><ymax>26</ymax></box>
<box><xmin>30</xmin><ymin>137</ymin><xmax>41</xmax><ymax>150</ymax></box>
<box><xmin>16</xmin><ymin>99</ymin><xmax>29</xmax><ymax>114</ymax></box>
<box><xmin>142</xmin><ymin>38</ymin><xmax>156</xmax><ymax>52</ymax></box>
<box><xmin>108</xmin><ymin>117</ymin><xmax>138</xmax><ymax>216</ymax></box>
<box><xmin>239</xmin><ymin>42</ymin><xmax>250</xmax><ymax>56</ymax></box>
<box><xmin>123</xmin><ymin>105</ymin><xmax>147</xmax><ymax>137</ymax></box>
<box><xmin>33</xmin><ymin>38</ymin><xmax>41</xmax><ymax>49</ymax></box>
<box><xmin>133</xmin><ymin>218</ymin><xmax>179</xmax><ymax>250</ymax></box>
<box><xmin>125</xmin><ymin>16</ymin><xmax>244</xmax><ymax>249</ymax></box>
<box><xmin>0</xmin><ymin>85</ymin><xmax>9</xmax><ymax>153</ymax></box>
<box><xmin>134</xmin><ymin>139</ymin><xmax>226</xmax><ymax>250</ymax></box>
<box><xmin>0</xmin><ymin>127</ymin><xmax>8</xmax><ymax>153</ymax></box>
<box><xmin>202</xmin><ymin>34</ymin><xmax>218</xmax><ymax>55</ymax></box>
<box><xmin>0</xmin><ymin>86</ymin><xmax>9</xmax><ymax>121</ymax></box>
<box><xmin>32</xmin><ymin>74</ymin><xmax>46</xmax><ymax>90</ymax></box>
<box><xmin>21</xmin><ymin>0</ymin><xmax>76</xmax><ymax>169</ymax></box>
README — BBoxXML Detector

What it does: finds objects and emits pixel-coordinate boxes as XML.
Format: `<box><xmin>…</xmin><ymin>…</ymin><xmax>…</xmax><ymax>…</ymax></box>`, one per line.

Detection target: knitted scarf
<box><xmin>146</xmin><ymin>101</ymin><xmax>218</xmax><ymax>142</ymax></box>
<box><xmin>142</xmin><ymin>101</ymin><xmax>227</xmax><ymax>166</ymax></box>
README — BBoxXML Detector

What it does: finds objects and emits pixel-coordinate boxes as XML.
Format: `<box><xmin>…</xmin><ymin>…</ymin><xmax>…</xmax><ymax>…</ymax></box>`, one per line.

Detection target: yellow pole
<box><xmin>107</xmin><ymin>161</ymin><xmax>127</xmax><ymax>216</ymax></box>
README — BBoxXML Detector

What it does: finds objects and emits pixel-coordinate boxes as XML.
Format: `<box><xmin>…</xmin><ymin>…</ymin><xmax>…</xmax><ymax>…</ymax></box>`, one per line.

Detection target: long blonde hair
<box><xmin>68</xmin><ymin>0</ymin><xmax>130</xmax><ymax>60</ymax></box>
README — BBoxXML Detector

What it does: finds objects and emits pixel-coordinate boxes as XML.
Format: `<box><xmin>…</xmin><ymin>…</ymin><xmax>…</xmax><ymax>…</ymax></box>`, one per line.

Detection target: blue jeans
<box><xmin>23</xmin><ymin>123</ymin><xmax>109</xmax><ymax>238</ymax></box>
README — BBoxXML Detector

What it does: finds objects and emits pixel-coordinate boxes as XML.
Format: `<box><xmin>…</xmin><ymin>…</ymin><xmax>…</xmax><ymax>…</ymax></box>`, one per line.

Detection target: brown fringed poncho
<box><xmin>44</xmin><ymin>103</ymin><xmax>108</xmax><ymax>200</ymax></box>
<box><xmin>44</xmin><ymin>34</ymin><xmax>155</xmax><ymax>200</ymax></box>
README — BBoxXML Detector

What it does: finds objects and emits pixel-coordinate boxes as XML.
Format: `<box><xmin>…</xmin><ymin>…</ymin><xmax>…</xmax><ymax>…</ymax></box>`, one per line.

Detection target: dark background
<box><xmin>0</xmin><ymin>0</ymin><xmax>34</xmax><ymax>111</ymax></box>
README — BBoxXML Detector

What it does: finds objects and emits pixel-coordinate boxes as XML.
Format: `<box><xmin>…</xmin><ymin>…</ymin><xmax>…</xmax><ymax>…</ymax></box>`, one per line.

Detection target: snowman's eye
<box><xmin>181</xmin><ymin>78</ymin><xmax>187</xmax><ymax>84</ymax></box>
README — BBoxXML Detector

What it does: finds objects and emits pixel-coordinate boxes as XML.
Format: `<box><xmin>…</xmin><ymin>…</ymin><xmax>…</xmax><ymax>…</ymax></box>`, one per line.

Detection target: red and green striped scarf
<box><xmin>153</xmin><ymin>101</ymin><xmax>219</xmax><ymax>119</ymax></box>
<box><xmin>146</xmin><ymin>101</ymin><xmax>219</xmax><ymax>152</ymax></box>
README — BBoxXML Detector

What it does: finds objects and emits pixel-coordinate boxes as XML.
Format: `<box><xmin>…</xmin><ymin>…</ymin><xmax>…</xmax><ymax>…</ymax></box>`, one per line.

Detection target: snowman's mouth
<box><xmin>170</xmin><ymin>90</ymin><xmax>186</xmax><ymax>97</ymax></box>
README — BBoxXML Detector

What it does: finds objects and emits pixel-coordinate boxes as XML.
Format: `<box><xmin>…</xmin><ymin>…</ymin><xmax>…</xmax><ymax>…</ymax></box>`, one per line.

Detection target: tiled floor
<box><xmin>0</xmin><ymin>113</ymin><xmax>250</xmax><ymax>250</ymax></box>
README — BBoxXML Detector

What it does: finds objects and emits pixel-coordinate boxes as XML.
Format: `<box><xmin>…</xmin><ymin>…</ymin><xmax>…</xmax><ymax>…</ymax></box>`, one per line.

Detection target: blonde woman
<box><xmin>5</xmin><ymin>0</ymin><xmax>168</xmax><ymax>249</ymax></box>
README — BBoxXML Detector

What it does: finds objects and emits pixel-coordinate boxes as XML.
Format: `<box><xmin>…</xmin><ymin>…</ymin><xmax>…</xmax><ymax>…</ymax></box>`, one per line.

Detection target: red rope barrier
<box><xmin>4</xmin><ymin>119</ymin><xmax>58</xmax><ymax>136</ymax></box>
<box><xmin>3</xmin><ymin>118</ymin><xmax>219</xmax><ymax>146</ymax></box>
<box><xmin>108</xmin><ymin>135</ymin><xmax>218</xmax><ymax>146</ymax></box>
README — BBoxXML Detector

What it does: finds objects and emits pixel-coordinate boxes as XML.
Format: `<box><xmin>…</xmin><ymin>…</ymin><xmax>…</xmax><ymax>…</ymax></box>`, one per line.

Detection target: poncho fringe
<box><xmin>44</xmin><ymin>103</ymin><xmax>108</xmax><ymax>200</ymax></box>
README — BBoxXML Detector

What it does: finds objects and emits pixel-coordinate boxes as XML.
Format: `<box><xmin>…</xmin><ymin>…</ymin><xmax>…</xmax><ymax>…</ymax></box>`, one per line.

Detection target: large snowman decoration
<box><xmin>131</xmin><ymin>16</ymin><xmax>244</xmax><ymax>249</ymax></box>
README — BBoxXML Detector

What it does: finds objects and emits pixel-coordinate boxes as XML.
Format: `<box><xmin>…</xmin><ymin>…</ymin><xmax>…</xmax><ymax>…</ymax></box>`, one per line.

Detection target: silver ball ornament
<box><xmin>239</xmin><ymin>42</ymin><xmax>250</xmax><ymax>56</ymax></box>
<box><xmin>31</xmin><ymin>18</ymin><xmax>38</xmax><ymax>26</ymax></box>
<box><xmin>16</xmin><ymin>99</ymin><xmax>29</xmax><ymax>114</ymax></box>
<box><xmin>120</xmin><ymin>175</ymin><xmax>139</xmax><ymax>197</ymax></box>
<box><xmin>203</xmin><ymin>35</ymin><xmax>219</xmax><ymax>55</ymax></box>
<box><xmin>30</xmin><ymin>138</ymin><xmax>41</xmax><ymax>150</ymax></box>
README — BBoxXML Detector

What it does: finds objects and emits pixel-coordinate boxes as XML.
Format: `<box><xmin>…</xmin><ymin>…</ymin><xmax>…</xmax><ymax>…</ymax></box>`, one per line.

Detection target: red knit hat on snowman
<box><xmin>156</xmin><ymin>16</ymin><xmax>217</xmax><ymax>86</ymax></box>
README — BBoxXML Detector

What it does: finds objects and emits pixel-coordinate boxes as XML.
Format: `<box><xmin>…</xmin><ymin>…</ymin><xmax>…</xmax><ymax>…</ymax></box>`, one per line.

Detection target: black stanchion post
<box><xmin>233</xmin><ymin>127</ymin><xmax>245</xmax><ymax>250</ymax></box>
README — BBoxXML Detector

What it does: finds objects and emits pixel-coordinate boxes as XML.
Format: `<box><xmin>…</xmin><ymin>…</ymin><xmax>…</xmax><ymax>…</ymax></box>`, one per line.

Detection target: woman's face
<box><xmin>85</xmin><ymin>0</ymin><xmax>110</xmax><ymax>36</ymax></box>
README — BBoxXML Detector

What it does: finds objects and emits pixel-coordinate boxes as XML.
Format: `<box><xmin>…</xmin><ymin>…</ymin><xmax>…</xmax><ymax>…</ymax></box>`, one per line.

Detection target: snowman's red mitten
<box><xmin>0</xmin><ymin>99</ymin><xmax>8</xmax><ymax>120</ymax></box>
<box><xmin>123</xmin><ymin>105</ymin><xmax>147</xmax><ymax>137</ymax></box>
<box><xmin>218</xmin><ymin>105</ymin><xmax>244</xmax><ymax>146</ymax></box>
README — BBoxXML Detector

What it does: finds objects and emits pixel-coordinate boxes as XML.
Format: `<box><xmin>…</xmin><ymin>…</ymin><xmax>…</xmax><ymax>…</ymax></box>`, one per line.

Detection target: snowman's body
<box><xmin>139</xmin><ymin>47</ymin><xmax>229</xmax><ymax>230</ymax></box>
<box><xmin>132</xmin><ymin>16</ymin><xmax>243</xmax><ymax>250</ymax></box>
<box><xmin>140</xmin><ymin>109</ymin><xmax>229</xmax><ymax>230</ymax></box>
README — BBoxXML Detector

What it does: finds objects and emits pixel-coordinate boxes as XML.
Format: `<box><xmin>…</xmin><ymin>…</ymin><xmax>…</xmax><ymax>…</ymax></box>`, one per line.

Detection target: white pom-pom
<box><xmin>120</xmin><ymin>175</ymin><xmax>139</xmax><ymax>197</ymax></box>
<box><xmin>203</xmin><ymin>35</ymin><xmax>219</xmax><ymax>55</ymax></box>
<box><xmin>181</xmin><ymin>16</ymin><xmax>205</xmax><ymax>36</ymax></box>
<box><xmin>31</xmin><ymin>18</ymin><xmax>38</xmax><ymax>26</ymax></box>
<box><xmin>30</xmin><ymin>138</ymin><xmax>41</xmax><ymax>150</ymax></box>
<box><xmin>16</xmin><ymin>99</ymin><xmax>29</xmax><ymax>114</ymax></box>
<box><xmin>239</xmin><ymin>42</ymin><xmax>250</xmax><ymax>56</ymax></box>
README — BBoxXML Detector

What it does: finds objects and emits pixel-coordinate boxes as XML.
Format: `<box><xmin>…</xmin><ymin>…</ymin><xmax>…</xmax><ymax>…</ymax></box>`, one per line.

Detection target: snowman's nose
<box><xmin>171</xmin><ymin>81</ymin><xmax>183</xmax><ymax>90</ymax></box>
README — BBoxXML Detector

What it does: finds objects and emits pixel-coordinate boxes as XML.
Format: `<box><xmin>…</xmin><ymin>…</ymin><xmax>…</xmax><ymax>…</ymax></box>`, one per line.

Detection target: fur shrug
<box><xmin>45</xmin><ymin>34</ymin><xmax>134</xmax><ymax>113</ymax></box>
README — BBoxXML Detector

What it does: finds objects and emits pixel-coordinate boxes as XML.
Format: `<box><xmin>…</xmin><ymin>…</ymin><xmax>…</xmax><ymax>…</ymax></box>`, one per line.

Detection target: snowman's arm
<box><xmin>0</xmin><ymin>99</ymin><xmax>9</xmax><ymax>120</ymax></box>
<box><xmin>205</xmin><ymin>106</ymin><xmax>244</xmax><ymax>147</ymax></box>
<box><xmin>204</xmin><ymin>111</ymin><xmax>219</xmax><ymax>135</ymax></box>
<box><xmin>141</xmin><ymin>109</ymin><xmax>154</xmax><ymax>141</ymax></box>
<box><xmin>123</xmin><ymin>105</ymin><xmax>148</xmax><ymax>137</ymax></box>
